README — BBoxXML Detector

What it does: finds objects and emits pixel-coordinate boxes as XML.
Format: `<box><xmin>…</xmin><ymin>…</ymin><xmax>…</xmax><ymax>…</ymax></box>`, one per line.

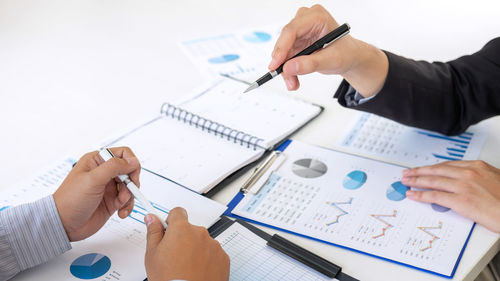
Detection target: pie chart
<box><xmin>386</xmin><ymin>181</ymin><xmax>408</xmax><ymax>201</ymax></box>
<box><xmin>292</xmin><ymin>158</ymin><xmax>328</xmax><ymax>178</ymax></box>
<box><xmin>244</xmin><ymin>31</ymin><xmax>272</xmax><ymax>43</ymax></box>
<box><xmin>343</xmin><ymin>170</ymin><xmax>367</xmax><ymax>190</ymax></box>
<box><xmin>70</xmin><ymin>253</ymin><xmax>111</xmax><ymax>279</ymax></box>
<box><xmin>431</xmin><ymin>203</ymin><xmax>450</xmax><ymax>212</ymax></box>
<box><xmin>208</xmin><ymin>54</ymin><xmax>240</xmax><ymax>64</ymax></box>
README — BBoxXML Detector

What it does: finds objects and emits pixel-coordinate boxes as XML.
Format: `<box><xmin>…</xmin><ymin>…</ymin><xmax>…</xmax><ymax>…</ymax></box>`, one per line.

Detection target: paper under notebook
<box><xmin>1</xmin><ymin>158</ymin><xmax>226</xmax><ymax>281</ymax></box>
<box><xmin>106</xmin><ymin>78</ymin><xmax>322</xmax><ymax>193</ymax></box>
<box><xmin>179</xmin><ymin>25</ymin><xmax>281</xmax><ymax>81</ymax></box>
<box><xmin>214</xmin><ymin>222</ymin><xmax>338</xmax><ymax>281</ymax></box>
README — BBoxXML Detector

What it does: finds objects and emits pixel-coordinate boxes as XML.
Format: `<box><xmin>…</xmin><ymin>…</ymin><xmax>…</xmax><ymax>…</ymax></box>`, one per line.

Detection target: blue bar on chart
<box><xmin>128</xmin><ymin>201</ymin><xmax>170</xmax><ymax>225</ymax></box>
<box><xmin>336</xmin><ymin>112</ymin><xmax>489</xmax><ymax>167</ymax></box>
<box><xmin>416</xmin><ymin>130</ymin><xmax>473</xmax><ymax>161</ymax></box>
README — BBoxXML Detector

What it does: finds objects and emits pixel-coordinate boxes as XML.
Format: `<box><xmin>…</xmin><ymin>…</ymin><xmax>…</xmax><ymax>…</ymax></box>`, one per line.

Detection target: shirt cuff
<box><xmin>343</xmin><ymin>85</ymin><xmax>377</xmax><ymax>106</ymax></box>
<box><xmin>0</xmin><ymin>195</ymin><xmax>71</xmax><ymax>272</ymax></box>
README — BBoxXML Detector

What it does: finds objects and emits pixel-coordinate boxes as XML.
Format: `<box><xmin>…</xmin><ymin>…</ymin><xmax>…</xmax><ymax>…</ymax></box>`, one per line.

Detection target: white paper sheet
<box><xmin>334</xmin><ymin>112</ymin><xmax>489</xmax><ymax>167</ymax></box>
<box><xmin>232</xmin><ymin>140</ymin><xmax>474</xmax><ymax>277</ymax></box>
<box><xmin>179</xmin><ymin>25</ymin><xmax>281</xmax><ymax>81</ymax></box>
<box><xmin>2</xmin><ymin>158</ymin><xmax>226</xmax><ymax>281</ymax></box>
<box><xmin>215</xmin><ymin>222</ymin><xmax>338</xmax><ymax>281</ymax></box>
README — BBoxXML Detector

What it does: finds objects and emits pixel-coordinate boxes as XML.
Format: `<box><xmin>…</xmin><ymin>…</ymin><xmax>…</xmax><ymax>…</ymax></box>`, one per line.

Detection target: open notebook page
<box><xmin>108</xmin><ymin>116</ymin><xmax>264</xmax><ymax>193</ymax></box>
<box><xmin>178</xmin><ymin>78</ymin><xmax>322</xmax><ymax>149</ymax></box>
<box><xmin>215</xmin><ymin>222</ymin><xmax>337</xmax><ymax>281</ymax></box>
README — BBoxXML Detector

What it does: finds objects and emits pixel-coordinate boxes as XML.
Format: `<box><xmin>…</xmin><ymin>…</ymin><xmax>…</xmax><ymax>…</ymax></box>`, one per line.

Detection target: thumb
<box><xmin>90</xmin><ymin>157</ymin><xmax>140</xmax><ymax>185</ymax></box>
<box><xmin>282</xmin><ymin>47</ymin><xmax>343</xmax><ymax>76</ymax></box>
<box><xmin>145</xmin><ymin>214</ymin><xmax>164</xmax><ymax>251</ymax></box>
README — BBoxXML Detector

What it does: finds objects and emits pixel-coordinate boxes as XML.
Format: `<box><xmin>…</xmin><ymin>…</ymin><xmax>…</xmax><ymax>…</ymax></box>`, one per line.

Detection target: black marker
<box><xmin>244</xmin><ymin>23</ymin><xmax>350</xmax><ymax>93</ymax></box>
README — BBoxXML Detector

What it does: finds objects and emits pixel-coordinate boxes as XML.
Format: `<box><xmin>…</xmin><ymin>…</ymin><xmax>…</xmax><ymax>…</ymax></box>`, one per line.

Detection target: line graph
<box><xmin>325</xmin><ymin>198</ymin><xmax>353</xmax><ymax>226</ymax></box>
<box><xmin>371</xmin><ymin>210</ymin><xmax>397</xmax><ymax>239</ymax></box>
<box><xmin>418</xmin><ymin>221</ymin><xmax>442</xmax><ymax>251</ymax></box>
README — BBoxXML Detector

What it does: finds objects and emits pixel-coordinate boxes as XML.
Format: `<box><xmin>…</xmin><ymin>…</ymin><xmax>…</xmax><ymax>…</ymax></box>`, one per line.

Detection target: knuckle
<box><xmin>311</xmin><ymin>4</ymin><xmax>323</xmax><ymax>10</ymax></box>
<box><xmin>462</xmin><ymin>169</ymin><xmax>478</xmax><ymax>180</ymax></box>
<box><xmin>282</xmin><ymin>23</ymin><xmax>293</xmax><ymax>34</ymax></box>
<box><xmin>425</xmin><ymin>191</ymin><xmax>439</xmax><ymax>201</ymax></box>
<box><xmin>296</xmin><ymin>6</ymin><xmax>309</xmax><ymax>15</ymax></box>
<box><xmin>309</xmin><ymin>58</ymin><xmax>319</xmax><ymax>71</ymax></box>
<box><xmin>461</xmin><ymin>194</ymin><xmax>475</xmax><ymax>205</ymax></box>
<box><xmin>427</xmin><ymin>177</ymin><xmax>439</xmax><ymax>186</ymax></box>
<box><xmin>473</xmin><ymin>160</ymin><xmax>488</xmax><ymax>169</ymax></box>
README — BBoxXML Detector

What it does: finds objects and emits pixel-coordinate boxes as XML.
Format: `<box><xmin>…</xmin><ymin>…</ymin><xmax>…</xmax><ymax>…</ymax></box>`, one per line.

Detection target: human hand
<box><xmin>53</xmin><ymin>147</ymin><xmax>141</xmax><ymax>241</ymax></box>
<box><xmin>144</xmin><ymin>208</ymin><xmax>230</xmax><ymax>281</ymax></box>
<box><xmin>402</xmin><ymin>160</ymin><xmax>500</xmax><ymax>233</ymax></box>
<box><xmin>269</xmin><ymin>4</ymin><xmax>388</xmax><ymax>96</ymax></box>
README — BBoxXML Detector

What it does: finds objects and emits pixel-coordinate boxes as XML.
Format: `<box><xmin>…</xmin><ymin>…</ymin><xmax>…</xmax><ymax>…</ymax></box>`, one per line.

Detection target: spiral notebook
<box><xmin>106</xmin><ymin>78</ymin><xmax>322</xmax><ymax>193</ymax></box>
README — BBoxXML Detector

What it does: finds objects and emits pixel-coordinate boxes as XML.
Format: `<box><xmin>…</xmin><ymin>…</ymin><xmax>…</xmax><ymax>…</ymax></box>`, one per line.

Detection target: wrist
<box><xmin>341</xmin><ymin>39</ymin><xmax>389</xmax><ymax>98</ymax></box>
<box><xmin>52</xmin><ymin>191</ymin><xmax>71</xmax><ymax>239</ymax></box>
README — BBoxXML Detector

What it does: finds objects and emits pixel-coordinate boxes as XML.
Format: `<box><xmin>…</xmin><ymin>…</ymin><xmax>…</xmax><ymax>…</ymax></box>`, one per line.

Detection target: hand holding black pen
<box><xmin>244</xmin><ymin>23</ymin><xmax>350</xmax><ymax>93</ymax></box>
<box><xmin>258</xmin><ymin>5</ymin><xmax>389</xmax><ymax>97</ymax></box>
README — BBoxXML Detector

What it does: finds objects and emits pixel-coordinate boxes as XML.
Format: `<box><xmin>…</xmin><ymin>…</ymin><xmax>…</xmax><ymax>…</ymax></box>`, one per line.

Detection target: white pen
<box><xmin>99</xmin><ymin>148</ymin><xmax>167</xmax><ymax>229</ymax></box>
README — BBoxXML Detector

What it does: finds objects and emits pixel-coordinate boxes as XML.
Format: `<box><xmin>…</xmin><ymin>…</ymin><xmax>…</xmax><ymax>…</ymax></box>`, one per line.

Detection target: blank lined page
<box><xmin>215</xmin><ymin>222</ymin><xmax>337</xmax><ymax>281</ymax></box>
<box><xmin>179</xmin><ymin>79</ymin><xmax>321</xmax><ymax>148</ymax></box>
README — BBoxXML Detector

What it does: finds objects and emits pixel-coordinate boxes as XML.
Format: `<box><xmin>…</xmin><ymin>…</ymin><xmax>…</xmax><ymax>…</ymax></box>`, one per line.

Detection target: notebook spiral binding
<box><xmin>161</xmin><ymin>103</ymin><xmax>265</xmax><ymax>150</ymax></box>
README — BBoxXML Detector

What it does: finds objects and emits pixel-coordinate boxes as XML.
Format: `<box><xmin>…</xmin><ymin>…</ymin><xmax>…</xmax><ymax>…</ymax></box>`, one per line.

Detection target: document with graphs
<box><xmin>333</xmin><ymin>112</ymin><xmax>489</xmax><ymax>167</ymax></box>
<box><xmin>227</xmin><ymin>140</ymin><xmax>474</xmax><ymax>278</ymax></box>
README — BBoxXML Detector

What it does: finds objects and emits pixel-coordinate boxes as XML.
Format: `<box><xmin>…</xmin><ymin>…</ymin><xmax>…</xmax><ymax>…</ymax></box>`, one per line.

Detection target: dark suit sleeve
<box><xmin>334</xmin><ymin>37</ymin><xmax>500</xmax><ymax>135</ymax></box>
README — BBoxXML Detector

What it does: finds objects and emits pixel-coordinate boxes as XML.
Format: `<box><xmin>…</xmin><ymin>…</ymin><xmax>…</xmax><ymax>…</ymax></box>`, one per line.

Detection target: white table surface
<box><xmin>1</xmin><ymin>0</ymin><xmax>499</xmax><ymax>280</ymax></box>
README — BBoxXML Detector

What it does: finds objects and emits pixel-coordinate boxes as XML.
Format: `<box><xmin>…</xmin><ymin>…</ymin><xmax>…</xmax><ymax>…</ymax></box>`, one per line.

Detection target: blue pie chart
<box><xmin>386</xmin><ymin>181</ymin><xmax>408</xmax><ymax>201</ymax></box>
<box><xmin>343</xmin><ymin>170</ymin><xmax>367</xmax><ymax>190</ymax></box>
<box><xmin>244</xmin><ymin>31</ymin><xmax>272</xmax><ymax>43</ymax></box>
<box><xmin>208</xmin><ymin>54</ymin><xmax>240</xmax><ymax>64</ymax></box>
<box><xmin>70</xmin><ymin>253</ymin><xmax>111</xmax><ymax>279</ymax></box>
<box><xmin>431</xmin><ymin>203</ymin><xmax>450</xmax><ymax>212</ymax></box>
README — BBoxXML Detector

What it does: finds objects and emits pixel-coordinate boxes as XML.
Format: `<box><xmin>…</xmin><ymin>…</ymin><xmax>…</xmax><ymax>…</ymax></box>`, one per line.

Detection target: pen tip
<box><xmin>243</xmin><ymin>82</ymin><xmax>258</xmax><ymax>93</ymax></box>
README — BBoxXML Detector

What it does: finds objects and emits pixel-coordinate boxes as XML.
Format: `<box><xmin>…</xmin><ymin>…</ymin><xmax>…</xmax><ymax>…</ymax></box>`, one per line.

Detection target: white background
<box><xmin>1</xmin><ymin>0</ymin><xmax>499</xmax><ymax>280</ymax></box>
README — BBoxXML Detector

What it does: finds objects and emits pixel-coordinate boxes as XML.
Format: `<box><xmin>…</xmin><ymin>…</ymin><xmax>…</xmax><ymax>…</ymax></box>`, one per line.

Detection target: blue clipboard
<box><xmin>224</xmin><ymin>139</ymin><xmax>476</xmax><ymax>279</ymax></box>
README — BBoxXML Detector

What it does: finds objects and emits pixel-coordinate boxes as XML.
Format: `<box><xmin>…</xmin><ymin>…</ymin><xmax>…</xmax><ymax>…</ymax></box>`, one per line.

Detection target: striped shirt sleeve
<box><xmin>0</xmin><ymin>195</ymin><xmax>72</xmax><ymax>281</ymax></box>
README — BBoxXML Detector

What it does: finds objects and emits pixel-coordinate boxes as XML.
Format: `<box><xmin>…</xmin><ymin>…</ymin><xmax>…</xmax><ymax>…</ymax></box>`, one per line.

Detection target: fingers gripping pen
<box><xmin>99</xmin><ymin>148</ymin><xmax>167</xmax><ymax>229</ymax></box>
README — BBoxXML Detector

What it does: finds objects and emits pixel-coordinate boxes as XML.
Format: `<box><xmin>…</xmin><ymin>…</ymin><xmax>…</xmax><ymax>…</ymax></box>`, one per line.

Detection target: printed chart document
<box><xmin>1</xmin><ymin>158</ymin><xmax>226</xmax><ymax>281</ymax></box>
<box><xmin>215</xmin><ymin>222</ymin><xmax>338</xmax><ymax>281</ymax></box>
<box><xmin>179</xmin><ymin>25</ymin><xmax>281</xmax><ymax>81</ymax></box>
<box><xmin>107</xmin><ymin>78</ymin><xmax>321</xmax><ymax>193</ymax></box>
<box><xmin>334</xmin><ymin>112</ymin><xmax>489</xmax><ymax>167</ymax></box>
<box><xmin>229</xmin><ymin>140</ymin><xmax>474</xmax><ymax>278</ymax></box>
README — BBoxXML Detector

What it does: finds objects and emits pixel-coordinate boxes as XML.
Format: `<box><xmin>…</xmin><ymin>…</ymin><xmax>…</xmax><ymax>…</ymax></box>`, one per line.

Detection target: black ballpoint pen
<box><xmin>244</xmin><ymin>23</ymin><xmax>350</xmax><ymax>93</ymax></box>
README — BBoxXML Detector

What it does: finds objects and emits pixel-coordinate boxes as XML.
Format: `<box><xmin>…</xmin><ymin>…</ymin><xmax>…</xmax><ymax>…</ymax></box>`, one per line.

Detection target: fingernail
<box><xmin>401</xmin><ymin>177</ymin><xmax>408</xmax><ymax>183</ymax></box>
<box><xmin>285</xmin><ymin>79</ymin><xmax>293</xmax><ymax>90</ymax></box>
<box><xmin>402</xmin><ymin>169</ymin><xmax>410</xmax><ymax>175</ymax></box>
<box><xmin>124</xmin><ymin>210</ymin><xmax>130</xmax><ymax>217</ymax></box>
<box><xmin>144</xmin><ymin>214</ymin><xmax>153</xmax><ymax>226</ymax></box>
<box><xmin>406</xmin><ymin>190</ymin><xmax>415</xmax><ymax>196</ymax></box>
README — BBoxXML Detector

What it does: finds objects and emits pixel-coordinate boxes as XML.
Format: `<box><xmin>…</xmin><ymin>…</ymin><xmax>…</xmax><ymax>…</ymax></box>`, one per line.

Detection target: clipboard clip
<box><xmin>240</xmin><ymin>151</ymin><xmax>286</xmax><ymax>194</ymax></box>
